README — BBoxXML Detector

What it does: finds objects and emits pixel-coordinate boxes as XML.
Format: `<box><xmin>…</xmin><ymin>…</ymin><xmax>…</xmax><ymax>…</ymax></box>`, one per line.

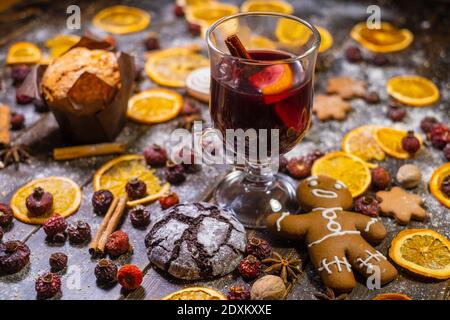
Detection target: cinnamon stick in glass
<box><xmin>225</xmin><ymin>34</ymin><xmax>252</xmax><ymax>59</ymax></box>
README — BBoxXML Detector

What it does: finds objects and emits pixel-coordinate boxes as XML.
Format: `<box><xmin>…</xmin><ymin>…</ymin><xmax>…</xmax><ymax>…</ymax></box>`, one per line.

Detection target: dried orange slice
<box><xmin>317</xmin><ymin>26</ymin><xmax>333</xmax><ymax>53</ymax></box>
<box><xmin>241</xmin><ymin>0</ymin><xmax>293</xmax><ymax>14</ymax></box>
<box><xmin>176</xmin><ymin>0</ymin><xmax>216</xmax><ymax>7</ymax></box>
<box><xmin>389</xmin><ymin>229</ymin><xmax>450</xmax><ymax>280</ymax></box>
<box><xmin>10</xmin><ymin>177</ymin><xmax>81</xmax><ymax>225</ymax></box>
<box><xmin>342</xmin><ymin>125</ymin><xmax>385</xmax><ymax>163</ymax></box>
<box><xmin>185</xmin><ymin>2</ymin><xmax>238</xmax><ymax>28</ymax></box>
<box><xmin>429</xmin><ymin>163</ymin><xmax>450</xmax><ymax>209</ymax></box>
<box><xmin>276</xmin><ymin>18</ymin><xmax>312</xmax><ymax>47</ymax></box>
<box><xmin>249</xmin><ymin>35</ymin><xmax>276</xmax><ymax>50</ymax></box>
<box><xmin>350</xmin><ymin>22</ymin><xmax>413</xmax><ymax>53</ymax></box>
<box><xmin>93</xmin><ymin>154</ymin><xmax>169</xmax><ymax>207</ymax></box>
<box><xmin>127</xmin><ymin>88</ymin><xmax>183</xmax><ymax>124</ymax></box>
<box><xmin>45</xmin><ymin>34</ymin><xmax>80</xmax><ymax>58</ymax></box>
<box><xmin>373</xmin><ymin>293</ymin><xmax>412</xmax><ymax>300</ymax></box>
<box><xmin>386</xmin><ymin>75</ymin><xmax>439</xmax><ymax>107</ymax></box>
<box><xmin>145</xmin><ymin>47</ymin><xmax>209</xmax><ymax>88</ymax></box>
<box><xmin>6</xmin><ymin>42</ymin><xmax>42</xmax><ymax>65</ymax></box>
<box><xmin>92</xmin><ymin>5</ymin><xmax>150</xmax><ymax>35</ymax></box>
<box><xmin>311</xmin><ymin>151</ymin><xmax>371</xmax><ymax>197</ymax></box>
<box><xmin>162</xmin><ymin>287</ymin><xmax>227</xmax><ymax>300</ymax></box>
<box><xmin>374</xmin><ymin>127</ymin><xmax>423</xmax><ymax>160</ymax></box>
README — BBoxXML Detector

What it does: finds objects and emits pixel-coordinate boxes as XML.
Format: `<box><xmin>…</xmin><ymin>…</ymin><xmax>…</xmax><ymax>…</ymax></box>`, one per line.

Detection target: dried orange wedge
<box><xmin>374</xmin><ymin>127</ymin><xmax>422</xmax><ymax>159</ymax></box>
<box><xmin>10</xmin><ymin>177</ymin><xmax>81</xmax><ymax>225</ymax></box>
<box><xmin>342</xmin><ymin>125</ymin><xmax>385</xmax><ymax>163</ymax></box>
<box><xmin>176</xmin><ymin>0</ymin><xmax>216</xmax><ymax>7</ymax></box>
<box><xmin>311</xmin><ymin>151</ymin><xmax>371</xmax><ymax>197</ymax></box>
<box><xmin>429</xmin><ymin>163</ymin><xmax>450</xmax><ymax>209</ymax></box>
<box><xmin>162</xmin><ymin>287</ymin><xmax>227</xmax><ymax>300</ymax></box>
<box><xmin>185</xmin><ymin>2</ymin><xmax>238</xmax><ymax>28</ymax></box>
<box><xmin>276</xmin><ymin>18</ymin><xmax>312</xmax><ymax>47</ymax></box>
<box><xmin>93</xmin><ymin>154</ymin><xmax>169</xmax><ymax>207</ymax></box>
<box><xmin>145</xmin><ymin>47</ymin><xmax>209</xmax><ymax>88</ymax></box>
<box><xmin>127</xmin><ymin>88</ymin><xmax>183</xmax><ymax>124</ymax></box>
<box><xmin>92</xmin><ymin>5</ymin><xmax>150</xmax><ymax>35</ymax></box>
<box><xmin>389</xmin><ymin>229</ymin><xmax>450</xmax><ymax>280</ymax></box>
<box><xmin>241</xmin><ymin>0</ymin><xmax>293</xmax><ymax>14</ymax></box>
<box><xmin>317</xmin><ymin>26</ymin><xmax>333</xmax><ymax>53</ymax></box>
<box><xmin>386</xmin><ymin>75</ymin><xmax>439</xmax><ymax>107</ymax></box>
<box><xmin>249</xmin><ymin>64</ymin><xmax>293</xmax><ymax>97</ymax></box>
<box><xmin>373</xmin><ymin>293</ymin><xmax>412</xmax><ymax>300</ymax></box>
<box><xmin>249</xmin><ymin>35</ymin><xmax>276</xmax><ymax>50</ymax></box>
<box><xmin>45</xmin><ymin>34</ymin><xmax>80</xmax><ymax>58</ymax></box>
<box><xmin>350</xmin><ymin>22</ymin><xmax>413</xmax><ymax>53</ymax></box>
<box><xmin>6</xmin><ymin>42</ymin><xmax>42</xmax><ymax>65</ymax></box>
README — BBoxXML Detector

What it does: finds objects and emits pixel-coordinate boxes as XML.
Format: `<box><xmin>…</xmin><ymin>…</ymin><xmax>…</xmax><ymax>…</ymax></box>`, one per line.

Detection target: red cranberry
<box><xmin>0</xmin><ymin>203</ymin><xmax>13</xmax><ymax>228</ymax></box>
<box><xmin>402</xmin><ymin>131</ymin><xmax>421</xmax><ymax>154</ymax></box>
<box><xmin>287</xmin><ymin>157</ymin><xmax>311</xmax><ymax>179</ymax></box>
<box><xmin>35</xmin><ymin>273</ymin><xmax>61</xmax><ymax>299</ymax></box>
<box><xmin>16</xmin><ymin>90</ymin><xmax>33</xmax><ymax>105</ymax></box>
<box><xmin>11</xmin><ymin>64</ymin><xmax>30</xmax><ymax>85</ymax></box>
<box><xmin>354</xmin><ymin>195</ymin><xmax>380</xmax><ymax>217</ymax></box>
<box><xmin>246</xmin><ymin>237</ymin><xmax>272</xmax><ymax>260</ymax></box>
<box><xmin>95</xmin><ymin>259</ymin><xmax>118</xmax><ymax>284</ymax></box>
<box><xmin>372</xmin><ymin>53</ymin><xmax>389</xmax><ymax>66</ymax></box>
<box><xmin>181</xmin><ymin>99</ymin><xmax>200</xmax><ymax>115</ymax></box>
<box><xmin>238</xmin><ymin>255</ymin><xmax>261</xmax><ymax>280</ymax></box>
<box><xmin>178</xmin><ymin>148</ymin><xmax>201</xmax><ymax>173</ymax></box>
<box><xmin>278</xmin><ymin>155</ymin><xmax>288</xmax><ymax>173</ymax></box>
<box><xmin>443</xmin><ymin>144</ymin><xmax>450</xmax><ymax>161</ymax></box>
<box><xmin>49</xmin><ymin>252</ymin><xmax>68</xmax><ymax>272</ymax></box>
<box><xmin>67</xmin><ymin>221</ymin><xmax>91</xmax><ymax>244</ymax></box>
<box><xmin>174</xmin><ymin>4</ymin><xmax>184</xmax><ymax>17</ymax></box>
<box><xmin>0</xmin><ymin>241</ymin><xmax>30</xmax><ymax>274</ymax></box>
<box><xmin>187</xmin><ymin>22</ymin><xmax>201</xmax><ymax>36</ymax></box>
<box><xmin>118</xmin><ymin>264</ymin><xmax>143</xmax><ymax>290</ymax></box>
<box><xmin>227</xmin><ymin>285</ymin><xmax>251</xmax><ymax>300</ymax></box>
<box><xmin>129</xmin><ymin>206</ymin><xmax>150</xmax><ymax>228</ymax></box>
<box><xmin>371</xmin><ymin>167</ymin><xmax>391</xmax><ymax>190</ymax></box>
<box><xmin>125</xmin><ymin>178</ymin><xmax>147</xmax><ymax>200</ymax></box>
<box><xmin>105</xmin><ymin>231</ymin><xmax>130</xmax><ymax>258</ymax></box>
<box><xmin>420</xmin><ymin>116</ymin><xmax>439</xmax><ymax>134</ymax></box>
<box><xmin>440</xmin><ymin>176</ymin><xmax>450</xmax><ymax>198</ymax></box>
<box><xmin>144</xmin><ymin>144</ymin><xmax>168</xmax><ymax>167</ymax></box>
<box><xmin>387</xmin><ymin>106</ymin><xmax>407</xmax><ymax>122</ymax></box>
<box><xmin>92</xmin><ymin>189</ymin><xmax>114</xmax><ymax>215</ymax></box>
<box><xmin>159</xmin><ymin>192</ymin><xmax>180</xmax><ymax>209</ymax></box>
<box><xmin>345</xmin><ymin>46</ymin><xmax>363</xmax><ymax>63</ymax></box>
<box><xmin>365</xmin><ymin>91</ymin><xmax>380</xmax><ymax>104</ymax></box>
<box><xmin>26</xmin><ymin>187</ymin><xmax>53</xmax><ymax>216</ymax></box>
<box><xmin>430</xmin><ymin>124</ymin><xmax>450</xmax><ymax>150</ymax></box>
<box><xmin>164</xmin><ymin>162</ymin><xmax>186</xmax><ymax>184</ymax></box>
<box><xmin>43</xmin><ymin>214</ymin><xmax>67</xmax><ymax>240</ymax></box>
<box><xmin>10</xmin><ymin>112</ymin><xmax>25</xmax><ymax>130</ymax></box>
<box><xmin>144</xmin><ymin>33</ymin><xmax>160</xmax><ymax>51</ymax></box>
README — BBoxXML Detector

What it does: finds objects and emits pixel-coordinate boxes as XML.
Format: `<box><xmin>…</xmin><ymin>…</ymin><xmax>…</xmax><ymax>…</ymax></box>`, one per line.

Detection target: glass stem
<box><xmin>243</xmin><ymin>158</ymin><xmax>275</xmax><ymax>190</ymax></box>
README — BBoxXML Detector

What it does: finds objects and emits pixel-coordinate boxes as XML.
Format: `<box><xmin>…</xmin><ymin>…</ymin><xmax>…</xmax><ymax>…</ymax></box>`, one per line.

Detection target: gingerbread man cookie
<box><xmin>327</xmin><ymin>76</ymin><xmax>366</xmax><ymax>99</ymax></box>
<box><xmin>376</xmin><ymin>187</ymin><xmax>427</xmax><ymax>225</ymax></box>
<box><xmin>266</xmin><ymin>175</ymin><xmax>397</xmax><ymax>293</ymax></box>
<box><xmin>313</xmin><ymin>95</ymin><xmax>352</xmax><ymax>121</ymax></box>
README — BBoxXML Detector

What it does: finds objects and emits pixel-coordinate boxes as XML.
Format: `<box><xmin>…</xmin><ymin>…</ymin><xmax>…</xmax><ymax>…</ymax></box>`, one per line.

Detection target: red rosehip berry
<box><xmin>129</xmin><ymin>206</ymin><xmax>151</xmax><ymax>228</ymax></box>
<box><xmin>420</xmin><ymin>116</ymin><xmax>439</xmax><ymax>134</ymax></box>
<box><xmin>26</xmin><ymin>187</ymin><xmax>53</xmax><ymax>216</ymax></box>
<box><xmin>118</xmin><ymin>264</ymin><xmax>143</xmax><ymax>290</ymax></box>
<box><xmin>354</xmin><ymin>195</ymin><xmax>380</xmax><ymax>217</ymax></box>
<box><xmin>287</xmin><ymin>157</ymin><xmax>312</xmax><ymax>179</ymax></box>
<box><xmin>92</xmin><ymin>189</ymin><xmax>114</xmax><ymax>215</ymax></box>
<box><xmin>43</xmin><ymin>214</ymin><xmax>67</xmax><ymax>240</ymax></box>
<box><xmin>95</xmin><ymin>259</ymin><xmax>118</xmax><ymax>284</ymax></box>
<box><xmin>238</xmin><ymin>255</ymin><xmax>261</xmax><ymax>280</ymax></box>
<box><xmin>105</xmin><ymin>230</ymin><xmax>130</xmax><ymax>258</ymax></box>
<box><xmin>10</xmin><ymin>112</ymin><xmax>25</xmax><ymax>130</ymax></box>
<box><xmin>387</xmin><ymin>106</ymin><xmax>407</xmax><ymax>122</ymax></box>
<box><xmin>227</xmin><ymin>284</ymin><xmax>251</xmax><ymax>300</ymax></box>
<box><xmin>125</xmin><ymin>178</ymin><xmax>147</xmax><ymax>200</ymax></box>
<box><xmin>174</xmin><ymin>4</ymin><xmax>184</xmax><ymax>17</ymax></box>
<box><xmin>144</xmin><ymin>144</ymin><xmax>168</xmax><ymax>167</ymax></box>
<box><xmin>159</xmin><ymin>192</ymin><xmax>180</xmax><ymax>209</ymax></box>
<box><xmin>371</xmin><ymin>167</ymin><xmax>391</xmax><ymax>190</ymax></box>
<box><xmin>49</xmin><ymin>252</ymin><xmax>68</xmax><ymax>272</ymax></box>
<box><xmin>430</xmin><ymin>124</ymin><xmax>450</xmax><ymax>150</ymax></box>
<box><xmin>345</xmin><ymin>46</ymin><xmax>362</xmax><ymax>63</ymax></box>
<box><xmin>35</xmin><ymin>273</ymin><xmax>61</xmax><ymax>299</ymax></box>
<box><xmin>0</xmin><ymin>240</ymin><xmax>30</xmax><ymax>274</ymax></box>
<box><xmin>246</xmin><ymin>237</ymin><xmax>272</xmax><ymax>260</ymax></box>
<box><xmin>440</xmin><ymin>175</ymin><xmax>450</xmax><ymax>198</ymax></box>
<box><xmin>401</xmin><ymin>131</ymin><xmax>421</xmax><ymax>154</ymax></box>
<box><xmin>0</xmin><ymin>203</ymin><xmax>13</xmax><ymax>228</ymax></box>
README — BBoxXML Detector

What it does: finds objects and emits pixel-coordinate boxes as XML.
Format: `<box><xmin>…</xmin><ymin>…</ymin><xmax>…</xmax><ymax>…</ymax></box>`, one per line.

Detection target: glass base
<box><xmin>214</xmin><ymin>170</ymin><xmax>298</xmax><ymax>228</ymax></box>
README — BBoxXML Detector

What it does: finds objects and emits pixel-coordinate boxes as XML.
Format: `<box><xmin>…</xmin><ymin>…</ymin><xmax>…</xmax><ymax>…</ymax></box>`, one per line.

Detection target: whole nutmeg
<box><xmin>396</xmin><ymin>164</ymin><xmax>422</xmax><ymax>189</ymax></box>
<box><xmin>250</xmin><ymin>275</ymin><xmax>286</xmax><ymax>300</ymax></box>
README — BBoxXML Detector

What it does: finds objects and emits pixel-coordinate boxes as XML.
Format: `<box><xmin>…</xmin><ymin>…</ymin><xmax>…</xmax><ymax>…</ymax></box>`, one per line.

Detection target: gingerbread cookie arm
<box><xmin>349</xmin><ymin>212</ymin><xmax>387</xmax><ymax>244</ymax></box>
<box><xmin>266</xmin><ymin>213</ymin><xmax>309</xmax><ymax>241</ymax></box>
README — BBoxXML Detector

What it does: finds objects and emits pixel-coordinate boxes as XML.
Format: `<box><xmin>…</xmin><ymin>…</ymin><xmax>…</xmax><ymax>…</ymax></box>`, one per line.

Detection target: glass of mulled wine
<box><xmin>206</xmin><ymin>12</ymin><xmax>320</xmax><ymax>228</ymax></box>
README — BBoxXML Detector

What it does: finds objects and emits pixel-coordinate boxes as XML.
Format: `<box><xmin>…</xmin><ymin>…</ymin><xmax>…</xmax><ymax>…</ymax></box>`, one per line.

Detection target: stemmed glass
<box><xmin>206</xmin><ymin>12</ymin><xmax>320</xmax><ymax>228</ymax></box>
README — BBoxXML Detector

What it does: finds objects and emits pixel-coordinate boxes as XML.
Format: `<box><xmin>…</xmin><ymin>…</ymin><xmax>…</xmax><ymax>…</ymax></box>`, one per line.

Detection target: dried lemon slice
<box><xmin>386</xmin><ymin>75</ymin><xmax>439</xmax><ymax>107</ymax></box>
<box><xmin>374</xmin><ymin>127</ymin><xmax>422</xmax><ymax>160</ymax></box>
<box><xmin>185</xmin><ymin>2</ymin><xmax>238</xmax><ymax>28</ymax></box>
<box><xmin>45</xmin><ymin>34</ymin><xmax>81</xmax><ymax>58</ymax></box>
<box><xmin>429</xmin><ymin>163</ymin><xmax>450</xmax><ymax>209</ymax></box>
<box><xmin>389</xmin><ymin>229</ymin><xmax>450</xmax><ymax>280</ymax></box>
<box><xmin>342</xmin><ymin>125</ymin><xmax>385</xmax><ymax>163</ymax></box>
<box><xmin>93</xmin><ymin>154</ymin><xmax>169</xmax><ymax>207</ymax></box>
<box><xmin>162</xmin><ymin>287</ymin><xmax>227</xmax><ymax>300</ymax></box>
<box><xmin>10</xmin><ymin>177</ymin><xmax>81</xmax><ymax>225</ymax></box>
<box><xmin>145</xmin><ymin>47</ymin><xmax>209</xmax><ymax>88</ymax></box>
<box><xmin>240</xmin><ymin>0</ymin><xmax>293</xmax><ymax>14</ymax></box>
<box><xmin>350</xmin><ymin>22</ymin><xmax>413</xmax><ymax>53</ymax></box>
<box><xmin>311</xmin><ymin>151</ymin><xmax>371</xmax><ymax>197</ymax></box>
<box><xmin>6</xmin><ymin>42</ymin><xmax>42</xmax><ymax>65</ymax></box>
<box><xmin>317</xmin><ymin>26</ymin><xmax>333</xmax><ymax>53</ymax></box>
<box><xmin>127</xmin><ymin>88</ymin><xmax>183</xmax><ymax>124</ymax></box>
<box><xmin>92</xmin><ymin>5</ymin><xmax>150</xmax><ymax>35</ymax></box>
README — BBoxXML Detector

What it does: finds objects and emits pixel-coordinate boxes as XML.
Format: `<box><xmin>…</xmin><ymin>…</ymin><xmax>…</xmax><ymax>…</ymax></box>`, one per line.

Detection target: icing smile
<box><xmin>311</xmin><ymin>188</ymin><xmax>338</xmax><ymax>199</ymax></box>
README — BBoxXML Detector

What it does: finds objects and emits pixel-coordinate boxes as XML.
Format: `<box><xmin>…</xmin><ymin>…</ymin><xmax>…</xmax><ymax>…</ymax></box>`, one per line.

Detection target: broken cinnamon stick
<box><xmin>0</xmin><ymin>105</ymin><xmax>11</xmax><ymax>146</ymax></box>
<box><xmin>89</xmin><ymin>196</ymin><xmax>119</xmax><ymax>256</ymax></box>
<box><xmin>53</xmin><ymin>143</ymin><xmax>125</xmax><ymax>160</ymax></box>
<box><xmin>225</xmin><ymin>34</ymin><xmax>252</xmax><ymax>60</ymax></box>
<box><xmin>97</xmin><ymin>195</ymin><xmax>127</xmax><ymax>255</ymax></box>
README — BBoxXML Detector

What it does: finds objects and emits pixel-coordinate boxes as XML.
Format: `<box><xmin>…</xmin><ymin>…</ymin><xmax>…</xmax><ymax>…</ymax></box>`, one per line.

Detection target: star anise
<box><xmin>262</xmin><ymin>251</ymin><xmax>302</xmax><ymax>284</ymax></box>
<box><xmin>0</xmin><ymin>144</ymin><xmax>30</xmax><ymax>169</ymax></box>
<box><xmin>314</xmin><ymin>287</ymin><xmax>347</xmax><ymax>300</ymax></box>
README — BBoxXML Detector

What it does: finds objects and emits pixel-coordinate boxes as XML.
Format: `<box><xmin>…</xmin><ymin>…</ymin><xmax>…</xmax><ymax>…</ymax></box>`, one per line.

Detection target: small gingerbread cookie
<box><xmin>327</xmin><ymin>76</ymin><xmax>366</xmax><ymax>99</ymax></box>
<box><xmin>313</xmin><ymin>95</ymin><xmax>352</xmax><ymax>121</ymax></box>
<box><xmin>267</xmin><ymin>175</ymin><xmax>397</xmax><ymax>293</ymax></box>
<box><xmin>376</xmin><ymin>187</ymin><xmax>427</xmax><ymax>225</ymax></box>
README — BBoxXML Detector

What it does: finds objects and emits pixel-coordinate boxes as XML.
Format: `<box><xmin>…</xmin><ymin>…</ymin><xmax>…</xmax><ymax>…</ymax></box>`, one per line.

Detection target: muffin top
<box><xmin>42</xmin><ymin>47</ymin><xmax>120</xmax><ymax>101</ymax></box>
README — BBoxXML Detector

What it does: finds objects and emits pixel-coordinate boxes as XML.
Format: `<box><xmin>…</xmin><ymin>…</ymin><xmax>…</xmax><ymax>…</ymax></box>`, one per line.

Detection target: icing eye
<box><xmin>309</xmin><ymin>180</ymin><xmax>318</xmax><ymax>187</ymax></box>
<box><xmin>334</xmin><ymin>183</ymin><xmax>342</xmax><ymax>190</ymax></box>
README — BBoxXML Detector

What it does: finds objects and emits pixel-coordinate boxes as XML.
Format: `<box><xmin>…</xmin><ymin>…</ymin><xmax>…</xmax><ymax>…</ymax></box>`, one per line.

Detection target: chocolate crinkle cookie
<box><xmin>145</xmin><ymin>202</ymin><xmax>246</xmax><ymax>280</ymax></box>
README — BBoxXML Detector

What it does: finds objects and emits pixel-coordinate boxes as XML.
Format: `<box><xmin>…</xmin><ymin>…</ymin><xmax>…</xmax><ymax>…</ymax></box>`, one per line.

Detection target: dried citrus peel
<box><xmin>429</xmin><ymin>163</ymin><xmax>450</xmax><ymax>208</ymax></box>
<box><xmin>386</xmin><ymin>75</ymin><xmax>439</xmax><ymax>107</ymax></box>
<box><xmin>6</xmin><ymin>42</ymin><xmax>42</xmax><ymax>65</ymax></box>
<box><xmin>92</xmin><ymin>5</ymin><xmax>150</xmax><ymax>35</ymax></box>
<box><xmin>162</xmin><ymin>287</ymin><xmax>227</xmax><ymax>300</ymax></box>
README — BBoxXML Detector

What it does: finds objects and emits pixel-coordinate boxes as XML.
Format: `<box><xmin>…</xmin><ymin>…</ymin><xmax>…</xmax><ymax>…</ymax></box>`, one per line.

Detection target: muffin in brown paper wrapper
<box><xmin>18</xmin><ymin>37</ymin><xmax>134</xmax><ymax>144</ymax></box>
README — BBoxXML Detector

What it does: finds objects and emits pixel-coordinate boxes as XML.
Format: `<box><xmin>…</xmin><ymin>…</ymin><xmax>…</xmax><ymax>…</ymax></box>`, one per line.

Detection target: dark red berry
<box><xmin>180</xmin><ymin>99</ymin><xmax>200</xmax><ymax>115</ymax></box>
<box><xmin>26</xmin><ymin>187</ymin><xmax>53</xmax><ymax>216</ymax></box>
<box><xmin>371</xmin><ymin>167</ymin><xmax>391</xmax><ymax>190</ymax></box>
<box><xmin>11</xmin><ymin>64</ymin><xmax>30</xmax><ymax>85</ymax></box>
<box><xmin>238</xmin><ymin>255</ymin><xmax>261</xmax><ymax>280</ymax></box>
<box><xmin>187</xmin><ymin>22</ymin><xmax>201</xmax><ymax>36</ymax></box>
<box><xmin>174</xmin><ymin>4</ymin><xmax>184</xmax><ymax>17</ymax></box>
<box><xmin>227</xmin><ymin>285</ymin><xmax>251</xmax><ymax>300</ymax></box>
<box><xmin>33</xmin><ymin>98</ymin><xmax>49</xmax><ymax>113</ymax></box>
<box><xmin>95</xmin><ymin>259</ymin><xmax>118</xmax><ymax>284</ymax></box>
<box><xmin>164</xmin><ymin>162</ymin><xmax>186</xmax><ymax>184</ymax></box>
<box><xmin>92</xmin><ymin>189</ymin><xmax>114</xmax><ymax>215</ymax></box>
<box><xmin>354</xmin><ymin>195</ymin><xmax>380</xmax><ymax>217</ymax></box>
<box><xmin>67</xmin><ymin>221</ymin><xmax>91</xmax><ymax>244</ymax></box>
<box><xmin>178</xmin><ymin>148</ymin><xmax>201</xmax><ymax>173</ymax></box>
<box><xmin>402</xmin><ymin>131</ymin><xmax>421</xmax><ymax>154</ymax></box>
<box><xmin>372</xmin><ymin>53</ymin><xmax>389</xmax><ymax>66</ymax></box>
<box><xmin>15</xmin><ymin>90</ymin><xmax>33</xmax><ymax>105</ymax></box>
<box><xmin>125</xmin><ymin>178</ymin><xmax>147</xmax><ymax>200</ymax></box>
<box><xmin>430</xmin><ymin>124</ymin><xmax>450</xmax><ymax>150</ymax></box>
<box><xmin>0</xmin><ymin>203</ymin><xmax>13</xmax><ymax>228</ymax></box>
<box><xmin>49</xmin><ymin>252</ymin><xmax>68</xmax><ymax>272</ymax></box>
<box><xmin>364</xmin><ymin>91</ymin><xmax>380</xmax><ymax>104</ymax></box>
<box><xmin>144</xmin><ymin>144</ymin><xmax>168</xmax><ymax>167</ymax></box>
<box><xmin>144</xmin><ymin>33</ymin><xmax>160</xmax><ymax>51</ymax></box>
<box><xmin>440</xmin><ymin>176</ymin><xmax>450</xmax><ymax>198</ymax></box>
<box><xmin>387</xmin><ymin>106</ymin><xmax>407</xmax><ymax>122</ymax></box>
<box><xmin>43</xmin><ymin>214</ymin><xmax>67</xmax><ymax>239</ymax></box>
<box><xmin>35</xmin><ymin>273</ymin><xmax>61</xmax><ymax>299</ymax></box>
<box><xmin>10</xmin><ymin>112</ymin><xmax>25</xmax><ymax>130</ymax></box>
<box><xmin>0</xmin><ymin>227</ymin><xmax>3</xmax><ymax>242</ymax></box>
<box><xmin>52</xmin><ymin>232</ymin><xmax>67</xmax><ymax>243</ymax></box>
<box><xmin>159</xmin><ymin>191</ymin><xmax>180</xmax><ymax>209</ymax></box>
<box><xmin>118</xmin><ymin>264</ymin><xmax>143</xmax><ymax>290</ymax></box>
<box><xmin>420</xmin><ymin>116</ymin><xmax>439</xmax><ymax>134</ymax></box>
<box><xmin>129</xmin><ymin>206</ymin><xmax>150</xmax><ymax>228</ymax></box>
<box><xmin>345</xmin><ymin>46</ymin><xmax>362</xmax><ymax>63</ymax></box>
<box><xmin>278</xmin><ymin>156</ymin><xmax>288</xmax><ymax>173</ymax></box>
<box><xmin>443</xmin><ymin>144</ymin><xmax>450</xmax><ymax>161</ymax></box>
<box><xmin>287</xmin><ymin>157</ymin><xmax>311</xmax><ymax>179</ymax></box>
<box><xmin>105</xmin><ymin>231</ymin><xmax>130</xmax><ymax>258</ymax></box>
<box><xmin>246</xmin><ymin>237</ymin><xmax>272</xmax><ymax>260</ymax></box>
<box><xmin>305</xmin><ymin>150</ymin><xmax>324</xmax><ymax>164</ymax></box>
<box><xmin>0</xmin><ymin>240</ymin><xmax>30</xmax><ymax>274</ymax></box>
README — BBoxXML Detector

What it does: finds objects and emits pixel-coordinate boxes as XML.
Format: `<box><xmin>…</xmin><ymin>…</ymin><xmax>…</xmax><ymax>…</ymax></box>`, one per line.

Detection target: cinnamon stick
<box><xmin>53</xmin><ymin>143</ymin><xmax>125</xmax><ymax>160</ymax></box>
<box><xmin>225</xmin><ymin>34</ymin><xmax>252</xmax><ymax>59</ymax></box>
<box><xmin>0</xmin><ymin>105</ymin><xmax>11</xmax><ymax>146</ymax></box>
<box><xmin>89</xmin><ymin>196</ymin><xmax>119</xmax><ymax>256</ymax></box>
<box><xmin>97</xmin><ymin>195</ymin><xmax>127</xmax><ymax>255</ymax></box>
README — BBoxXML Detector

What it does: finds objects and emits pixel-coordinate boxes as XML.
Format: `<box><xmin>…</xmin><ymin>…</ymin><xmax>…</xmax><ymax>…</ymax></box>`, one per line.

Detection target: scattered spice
<box><xmin>49</xmin><ymin>252</ymin><xmax>68</xmax><ymax>272</ymax></box>
<box><xmin>251</xmin><ymin>275</ymin><xmax>286</xmax><ymax>300</ymax></box>
<box><xmin>26</xmin><ymin>187</ymin><xmax>53</xmax><ymax>216</ymax></box>
<box><xmin>443</xmin><ymin>144</ymin><xmax>450</xmax><ymax>161</ymax></box>
<box><xmin>35</xmin><ymin>273</ymin><xmax>61</xmax><ymax>299</ymax></box>
<box><xmin>177</xmin><ymin>113</ymin><xmax>203</xmax><ymax>131</ymax></box>
<box><xmin>0</xmin><ymin>144</ymin><xmax>31</xmax><ymax>169</ymax></box>
<box><xmin>262</xmin><ymin>251</ymin><xmax>302</xmax><ymax>285</ymax></box>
